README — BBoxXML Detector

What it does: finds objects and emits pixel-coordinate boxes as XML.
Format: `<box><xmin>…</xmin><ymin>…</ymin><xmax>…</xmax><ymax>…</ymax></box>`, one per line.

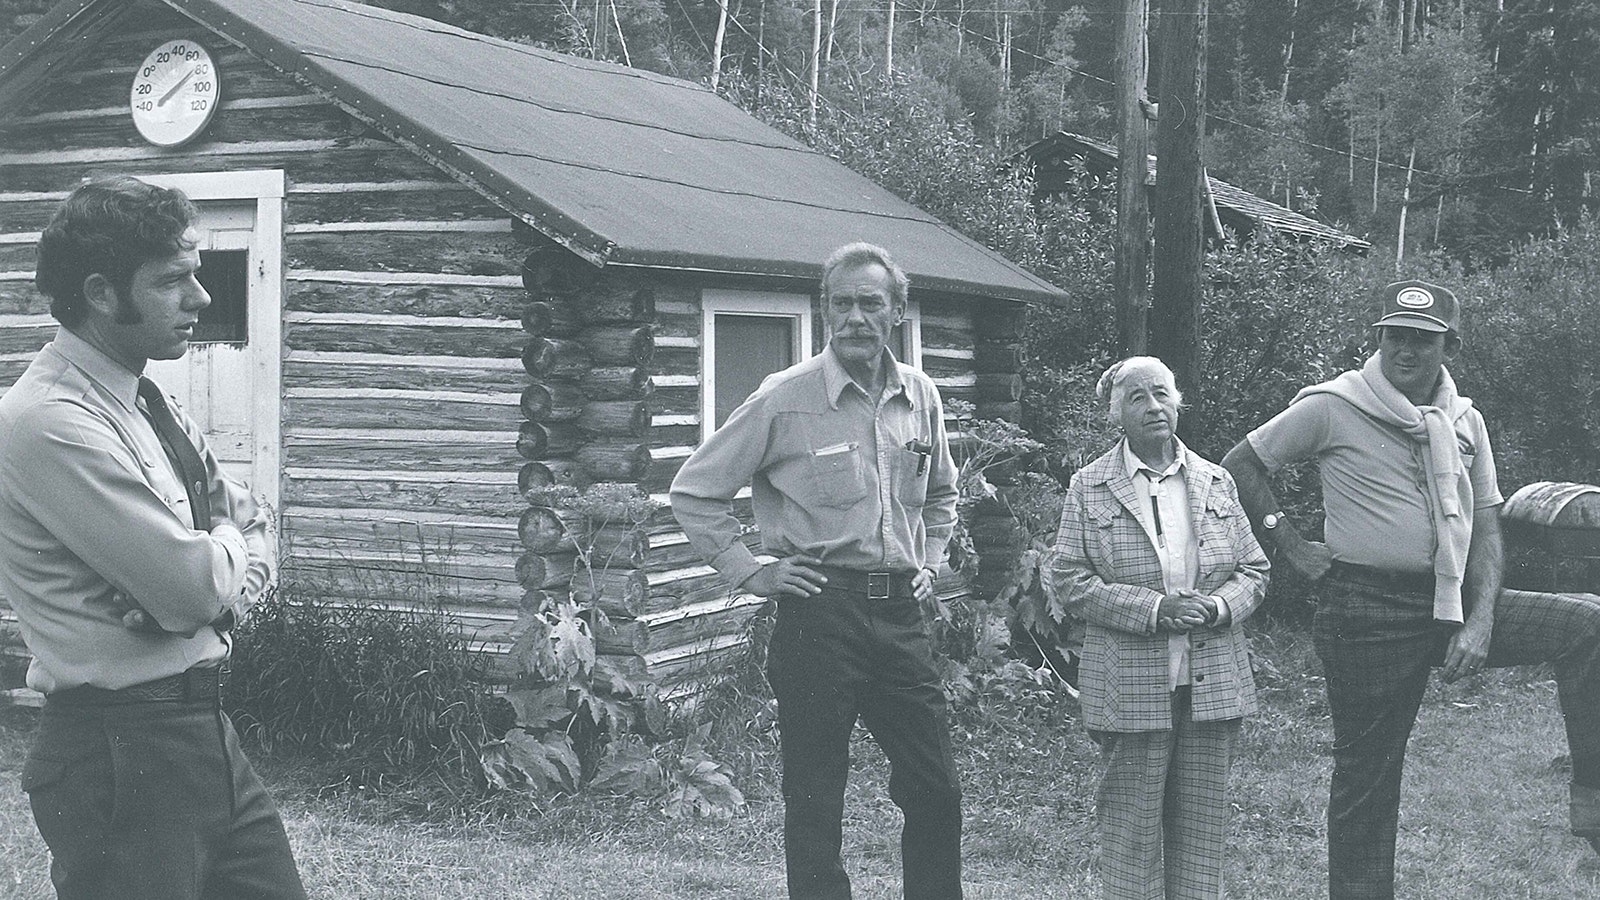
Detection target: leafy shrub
<box><xmin>484</xmin><ymin>482</ymin><xmax>745</xmax><ymax>820</ymax></box>
<box><xmin>226</xmin><ymin>586</ymin><xmax>489</xmax><ymax>789</ymax></box>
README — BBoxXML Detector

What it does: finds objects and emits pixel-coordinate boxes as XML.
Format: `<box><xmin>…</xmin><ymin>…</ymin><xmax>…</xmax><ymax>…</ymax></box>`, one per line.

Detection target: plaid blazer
<box><xmin>1050</xmin><ymin>443</ymin><xmax>1269</xmax><ymax>732</ymax></box>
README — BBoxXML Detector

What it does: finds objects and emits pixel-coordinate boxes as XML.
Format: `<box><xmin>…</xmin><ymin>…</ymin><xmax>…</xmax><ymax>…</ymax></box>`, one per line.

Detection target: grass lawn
<box><xmin>0</xmin><ymin>620</ymin><xmax>1596</xmax><ymax>899</ymax></box>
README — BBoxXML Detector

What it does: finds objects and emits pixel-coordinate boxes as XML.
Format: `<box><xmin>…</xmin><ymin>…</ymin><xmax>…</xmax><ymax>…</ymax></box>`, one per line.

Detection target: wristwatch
<box><xmin>1263</xmin><ymin>512</ymin><xmax>1284</xmax><ymax>530</ymax></box>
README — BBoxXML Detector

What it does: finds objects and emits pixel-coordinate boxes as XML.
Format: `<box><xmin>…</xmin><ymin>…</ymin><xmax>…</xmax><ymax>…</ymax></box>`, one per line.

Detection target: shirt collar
<box><xmin>1120</xmin><ymin>436</ymin><xmax>1187</xmax><ymax>482</ymax></box>
<box><xmin>822</xmin><ymin>343</ymin><xmax>909</xmax><ymax>409</ymax></box>
<box><xmin>48</xmin><ymin>326</ymin><xmax>141</xmax><ymax>413</ymax></box>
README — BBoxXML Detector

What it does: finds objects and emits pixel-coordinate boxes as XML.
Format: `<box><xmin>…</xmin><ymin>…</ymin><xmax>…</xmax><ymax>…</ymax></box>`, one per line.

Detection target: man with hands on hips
<box><xmin>671</xmin><ymin>242</ymin><xmax>961</xmax><ymax>900</ymax></box>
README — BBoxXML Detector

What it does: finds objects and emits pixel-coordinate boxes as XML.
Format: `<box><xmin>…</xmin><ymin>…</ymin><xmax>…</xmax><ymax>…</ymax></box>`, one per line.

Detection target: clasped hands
<box><xmin>1157</xmin><ymin>589</ymin><xmax>1217</xmax><ymax>633</ymax></box>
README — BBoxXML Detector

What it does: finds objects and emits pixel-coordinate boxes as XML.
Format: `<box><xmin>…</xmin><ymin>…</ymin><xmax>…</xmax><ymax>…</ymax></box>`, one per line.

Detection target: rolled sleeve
<box><xmin>670</xmin><ymin>394</ymin><xmax>776</xmax><ymax>590</ymax></box>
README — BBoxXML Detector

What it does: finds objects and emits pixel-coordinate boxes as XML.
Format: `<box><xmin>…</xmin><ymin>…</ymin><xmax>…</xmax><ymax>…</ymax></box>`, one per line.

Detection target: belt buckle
<box><xmin>867</xmin><ymin>572</ymin><xmax>891</xmax><ymax>600</ymax></box>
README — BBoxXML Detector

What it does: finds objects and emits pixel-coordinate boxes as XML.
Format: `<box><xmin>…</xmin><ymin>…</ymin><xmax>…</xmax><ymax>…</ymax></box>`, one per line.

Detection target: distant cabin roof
<box><xmin>1022</xmin><ymin>131</ymin><xmax>1372</xmax><ymax>252</ymax></box>
<box><xmin>0</xmin><ymin>0</ymin><xmax>1067</xmax><ymax>304</ymax></box>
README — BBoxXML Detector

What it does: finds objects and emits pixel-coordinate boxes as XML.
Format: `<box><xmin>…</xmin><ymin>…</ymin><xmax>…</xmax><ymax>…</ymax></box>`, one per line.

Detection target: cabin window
<box><xmin>889</xmin><ymin>297</ymin><xmax>922</xmax><ymax>369</ymax></box>
<box><xmin>194</xmin><ymin>249</ymin><xmax>248</xmax><ymax>344</ymax></box>
<box><xmin>701</xmin><ymin>291</ymin><xmax>813</xmax><ymax>440</ymax></box>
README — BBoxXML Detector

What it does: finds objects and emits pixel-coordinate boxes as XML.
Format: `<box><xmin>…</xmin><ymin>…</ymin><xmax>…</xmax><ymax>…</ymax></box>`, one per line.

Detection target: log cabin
<box><xmin>0</xmin><ymin>0</ymin><xmax>1065</xmax><ymax>701</ymax></box>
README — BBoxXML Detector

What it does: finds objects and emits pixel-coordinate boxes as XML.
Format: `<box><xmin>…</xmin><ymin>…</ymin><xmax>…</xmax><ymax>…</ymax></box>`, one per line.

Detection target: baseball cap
<box><xmin>1372</xmin><ymin>280</ymin><xmax>1459</xmax><ymax>333</ymax></box>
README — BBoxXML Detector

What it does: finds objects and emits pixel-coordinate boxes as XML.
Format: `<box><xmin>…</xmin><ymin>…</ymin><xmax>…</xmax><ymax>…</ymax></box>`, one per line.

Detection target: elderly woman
<box><xmin>1050</xmin><ymin>357</ymin><xmax>1269</xmax><ymax>900</ymax></box>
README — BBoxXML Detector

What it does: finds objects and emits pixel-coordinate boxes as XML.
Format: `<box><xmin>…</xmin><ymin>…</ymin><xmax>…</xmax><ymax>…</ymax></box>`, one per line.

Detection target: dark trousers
<box><xmin>765</xmin><ymin>585</ymin><xmax>963</xmax><ymax>900</ymax></box>
<box><xmin>1313</xmin><ymin>581</ymin><xmax>1600</xmax><ymax>900</ymax></box>
<box><xmin>23</xmin><ymin>698</ymin><xmax>306</xmax><ymax>900</ymax></box>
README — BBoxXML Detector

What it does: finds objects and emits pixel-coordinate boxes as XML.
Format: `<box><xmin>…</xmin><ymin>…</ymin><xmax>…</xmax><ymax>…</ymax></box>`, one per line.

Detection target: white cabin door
<box><xmin>141</xmin><ymin>171</ymin><xmax>283</xmax><ymax>532</ymax></box>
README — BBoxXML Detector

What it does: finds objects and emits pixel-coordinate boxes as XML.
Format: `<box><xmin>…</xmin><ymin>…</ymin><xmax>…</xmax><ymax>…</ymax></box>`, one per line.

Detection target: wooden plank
<box><xmin>285</xmin><ymin>231</ymin><xmax>525</xmax><ymax>277</ymax></box>
<box><xmin>283</xmin><ymin>352</ymin><xmax>527</xmax><ymax>392</ymax></box>
<box><xmin>282</xmin><ymin>507</ymin><xmax>520</xmax><ymax>558</ymax></box>
<box><xmin>643</xmin><ymin>632</ymin><xmax>752</xmax><ymax>686</ymax></box>
<box><xmin>282</xmin><ymin>428</ymin><xmax>523</xmax><ymax>471</ymax></box>
<box><xmin>283</xmin><ymin>473</ymin><xmax>525</xmax><ymax>516</ymax></box>
<box><xmin>0</xmin><ymin>142</ymin><xmax>444</xmax><ymax>194</ymax></box>
<box><xmin>641</xmin><ymin>601</ymin><xmax>766</xmax><ymax>653</ymax></box>
<box><xmin>286</xmin><ymin>184</ymin><xmax>504</xmax><ymax>224</ymax></box>
<box><xmin>284</xmin><ymin>322</ymin><xmax>526</xmax><ymax>357</ymax></box>
<box><xmin>285</xmin><ymin>276</ymin><xmax>527</xmax><ymax>317</ymax></box>
<box><xmin>284</xmin><ymin>395</ymin><xmax>520</xmax><ymax>431</ymax></box>
<box><xmin>0</xmin><ymin>322</ymin><xmax>54</xmax><ymax>356</ymax></box>
<box><xmin>0</xmin><ymin>281</ymin><xmax>47</xmax><ymax>317</ymax></box>
<box><xmin>0</xmin><ymin>104</ymin><xmax>362</xmax><ymax>155</ymax></box>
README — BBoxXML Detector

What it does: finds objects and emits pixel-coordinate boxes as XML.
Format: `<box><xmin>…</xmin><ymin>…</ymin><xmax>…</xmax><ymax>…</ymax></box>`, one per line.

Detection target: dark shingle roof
<box><xmin>0</xmin><ymin>0</ymin><xmax>1066</xmax><ymax>302</ymax></box>
<box><xmin>1022</xmin><ymin>131</ymin><xmax>1372</xmax><ymax>252</ymax></box>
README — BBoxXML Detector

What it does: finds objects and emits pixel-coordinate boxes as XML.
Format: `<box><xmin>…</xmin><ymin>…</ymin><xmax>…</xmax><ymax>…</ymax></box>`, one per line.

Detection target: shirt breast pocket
<box><xmin>809</xmin><ymin>443</ymin><xmax>868</xmax><ymax>508</ymax></box>
<box><xmin>893</xmin><ymin>447</ymin><xmax>930</xmax><ymax>507</ymax></box>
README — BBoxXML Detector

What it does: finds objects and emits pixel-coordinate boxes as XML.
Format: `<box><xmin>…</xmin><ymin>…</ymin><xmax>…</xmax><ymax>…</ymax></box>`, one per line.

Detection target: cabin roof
<box><xmin>0</xmin><ymin>0</ymin><xmax>1067</xmax><ymax>303</ymax></box>
<box><xmin>1022</xmin><ymin>131</ymin><xmax>1372</xmax><ymax>252</ymax></box>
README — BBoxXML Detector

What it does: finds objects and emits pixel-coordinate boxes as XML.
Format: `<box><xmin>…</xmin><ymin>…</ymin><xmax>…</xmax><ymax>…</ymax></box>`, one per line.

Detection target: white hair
<box><xmin>820</xmin><ymin>242</ymin><xmax>910</xmax><ymax>309</ymax></box>
<box><xmin>1096</xmin><ymin>356</ymin><xmax>1183</xmax><ymax>420</ymax></box>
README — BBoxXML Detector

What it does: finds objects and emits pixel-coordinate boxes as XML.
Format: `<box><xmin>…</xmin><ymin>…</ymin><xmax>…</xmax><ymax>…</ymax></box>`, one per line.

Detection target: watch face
<box><xmin>130</xmin><ymin>40</ymin><xmax>219</xmax><ymax>147</ymax></box>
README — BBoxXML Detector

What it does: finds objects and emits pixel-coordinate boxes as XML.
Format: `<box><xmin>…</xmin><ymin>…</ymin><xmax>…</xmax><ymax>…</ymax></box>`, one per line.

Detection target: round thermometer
<box><xmin>130</xmin><ymin>39</ymin><xmax>220</xmax><ymax>147</ymax></box>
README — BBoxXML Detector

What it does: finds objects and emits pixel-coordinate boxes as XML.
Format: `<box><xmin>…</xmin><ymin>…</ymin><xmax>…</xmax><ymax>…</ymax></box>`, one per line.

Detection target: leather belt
<box><xmin>812</xmin><ymin>565</ymin><xmax>917</xmax><ymax>600</ymax></box>
<box><xmin>49</xmin><ymin>666</ymin><xmax>225</xmax><ymax>706</ymax></box>
<box><xmin>1328</xmin><ymin>561</ymin><xmax>1436</xmax><ymax>595</ymax></box>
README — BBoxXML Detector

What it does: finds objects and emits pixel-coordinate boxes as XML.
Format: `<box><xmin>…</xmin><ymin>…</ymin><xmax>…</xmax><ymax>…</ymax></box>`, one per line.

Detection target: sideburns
<box><xmin>112</xmin><ymin>292</ymin><xmax>144</xmax><ymax>325</ymax></box>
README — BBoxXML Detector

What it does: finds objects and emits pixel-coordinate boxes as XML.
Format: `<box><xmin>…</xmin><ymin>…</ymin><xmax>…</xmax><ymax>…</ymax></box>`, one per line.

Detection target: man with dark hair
<box><xmin>671</xmin><ymin>242</ymin><xmax>963</xmax><ymax>899</ymax></box>
<box><xmin>0</xmin><ymin>176</ymin><xmax>305</xmax><ymax>900</ymax></box>
<box><xmin>1223</xmin><ymin>280</ymin><xmax>1600</xmax><ymax>899</ymax></box>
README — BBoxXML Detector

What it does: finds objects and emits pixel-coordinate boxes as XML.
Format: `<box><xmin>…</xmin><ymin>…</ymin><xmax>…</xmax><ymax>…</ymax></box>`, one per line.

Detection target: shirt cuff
<box><xmin>1212</xmin><ymin>595</ymin><xmax>1232</xmax><ymax>627</ymax></box>
<box><xmin>210</xmin><ymin>522</ymin><xmax>248</xmax><ymax>559</ymax></box>
<box><xmin>712</xmin><ymin>542</ymin><xmax>763</xmax><ymax>594</ymax></box>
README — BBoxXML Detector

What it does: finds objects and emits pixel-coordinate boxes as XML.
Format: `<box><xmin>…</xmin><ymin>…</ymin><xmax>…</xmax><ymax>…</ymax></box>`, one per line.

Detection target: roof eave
<box><xmin>607</xmin><ymin>249</ymin><xmax>1068</xmax><ymax>306</ymax></box>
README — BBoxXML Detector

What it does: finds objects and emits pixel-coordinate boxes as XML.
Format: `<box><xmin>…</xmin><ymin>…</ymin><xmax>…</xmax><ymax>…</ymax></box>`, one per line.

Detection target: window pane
<box><xmin>194</xmin><ymin>249</ymin><xmax>248</xmax><ymax>344</ymax></box>
<box><xmin>714</xmin><ymin>314</ymin><xmax>794</xmax><ymax>428</ymax></box>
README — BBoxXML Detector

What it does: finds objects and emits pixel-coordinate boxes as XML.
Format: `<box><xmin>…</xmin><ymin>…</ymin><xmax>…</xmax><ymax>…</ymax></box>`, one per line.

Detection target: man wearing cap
<box><xmin>1222</xmin><ymin>280</ymin><xmax>1600</xmax><ymax>898</ymax></box>
<box><xmin>670</xmin><ymin>242</ymin><xmax>962</xmax><ymax>899</ymax></box>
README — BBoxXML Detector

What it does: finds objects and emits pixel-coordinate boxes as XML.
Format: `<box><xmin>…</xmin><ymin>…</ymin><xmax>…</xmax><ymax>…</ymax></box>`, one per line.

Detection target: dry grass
<box><xmin>0</xmin><ymin>620</ymin><xmax>1596</xmax><ymax>898</ymax></box>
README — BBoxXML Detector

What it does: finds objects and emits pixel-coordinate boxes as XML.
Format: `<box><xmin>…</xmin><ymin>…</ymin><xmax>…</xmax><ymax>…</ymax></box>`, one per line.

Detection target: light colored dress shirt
<box><xmin>1122</xmin><ymin>440</ymin><xmax>1230</xmax><ymax>690</ymax></box>
<box><xmin>670</xmin><ymin>345</ymin><xmax>959</xmax><ymax>589</ymax></box>
<box><xmin>0</xmin><ymin>328</ymin><xmax>272</xmax><ymax>693</ymax></box>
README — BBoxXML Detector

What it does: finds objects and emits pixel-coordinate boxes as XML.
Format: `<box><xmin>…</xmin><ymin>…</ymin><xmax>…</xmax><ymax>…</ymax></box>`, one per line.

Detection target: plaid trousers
<box><xmin>1091</xmin><ymin>687</ymin><xmax>1241</xmax><ymax>900</ymax></box>
<box><xmin>1314</xmin><ymin>581</ymin><xmax>1600</xmax><ymax>900</ymax></box>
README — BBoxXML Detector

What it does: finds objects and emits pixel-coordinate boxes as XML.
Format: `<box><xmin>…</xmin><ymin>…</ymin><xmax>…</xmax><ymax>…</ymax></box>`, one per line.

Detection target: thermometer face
<box><xmin>130</xmin><ymin>40</ymin><xmax>220</xmax><ymax>147</ymax></box>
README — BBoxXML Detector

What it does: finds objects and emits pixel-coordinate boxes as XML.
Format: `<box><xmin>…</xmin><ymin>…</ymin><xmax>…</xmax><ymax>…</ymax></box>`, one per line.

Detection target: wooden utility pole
<box><xmin>1151</xmin><ymin>0</ymin><xmax>1207</xmax><ymax>407</ymax></box>
<box><xmin>1114</xmin><ymin>0</ymin><xmax>1151</xmax><ymax>356</ymax></box>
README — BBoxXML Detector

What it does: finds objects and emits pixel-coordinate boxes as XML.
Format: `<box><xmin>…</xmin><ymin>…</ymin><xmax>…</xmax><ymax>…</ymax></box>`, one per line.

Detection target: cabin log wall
<box><xmin>0</xmin><ymin>1</ymin><xmax>536</xmax><ymax>679</ymax></box>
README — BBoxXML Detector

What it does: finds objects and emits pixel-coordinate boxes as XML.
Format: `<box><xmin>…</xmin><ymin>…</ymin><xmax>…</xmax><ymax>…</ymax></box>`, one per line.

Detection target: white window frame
<box><xmin>895</xmin><ymin>297</ymin><xmax>923</xmax><ymax>370</ymax></box>
<box><xmin>700</xmin><ymin>290</ymin><xmax>814</xmax><ymax>443</ymax></box>
<box><xmin>133</xmin><ymin>169</ymin><xmax>283</xmax><ymax>540</ymax></box>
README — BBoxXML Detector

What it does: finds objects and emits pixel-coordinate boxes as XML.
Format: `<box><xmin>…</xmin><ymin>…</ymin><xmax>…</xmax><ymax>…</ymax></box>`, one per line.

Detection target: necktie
<box><xmin>137</xmin><ymin>376</ymin><xmax>211</xmax><ymax>532</ymax></box>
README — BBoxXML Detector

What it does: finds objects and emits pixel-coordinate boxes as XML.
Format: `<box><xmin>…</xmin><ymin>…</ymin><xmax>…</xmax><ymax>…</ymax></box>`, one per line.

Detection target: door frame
<box><xmin>134</xmin><ymin>169</ymin><xmax>283</xmax><ymax>534</ymax></box>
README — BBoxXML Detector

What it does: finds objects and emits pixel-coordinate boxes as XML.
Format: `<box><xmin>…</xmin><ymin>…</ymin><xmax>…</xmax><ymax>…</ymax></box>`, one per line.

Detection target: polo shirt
<box><xmin>1247</xmin><ymin>391</ymin><xmax>1502</xmax><ymax>573</ymax></box>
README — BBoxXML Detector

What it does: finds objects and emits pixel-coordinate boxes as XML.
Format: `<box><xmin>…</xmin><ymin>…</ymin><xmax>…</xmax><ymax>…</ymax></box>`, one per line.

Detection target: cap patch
<box><xmin>1396</xmin><ymin>287</ymin><xmax>1434</xmax><ymax>309</ymax></box>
